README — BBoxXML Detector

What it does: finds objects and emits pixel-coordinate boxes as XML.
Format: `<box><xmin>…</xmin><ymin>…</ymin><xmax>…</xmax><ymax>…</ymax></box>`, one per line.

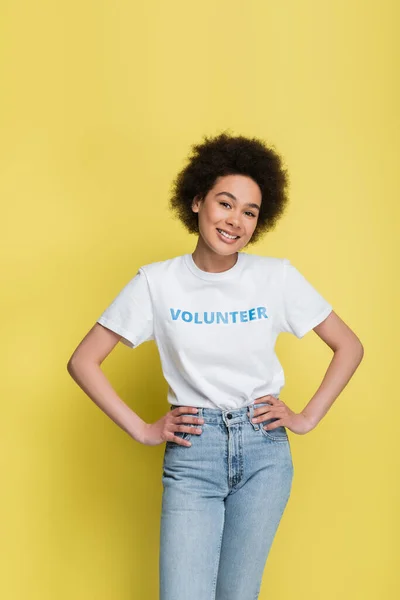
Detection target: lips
<box><xmin>216</xmin><ymin>229</ymin><xmax>240</xmax><ymax>245</ymax></box>
<box><xmin>216</xmin><ymin>228</ymin><xmax>240</xmax><ymax>239</ymax></box>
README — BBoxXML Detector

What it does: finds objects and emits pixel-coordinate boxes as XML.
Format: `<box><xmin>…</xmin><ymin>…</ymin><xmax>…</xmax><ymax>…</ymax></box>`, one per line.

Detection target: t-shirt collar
<box><xmin>183</xmin><ymin>252</ymin><xmax>245</xmax><ymax>281</ymax></box>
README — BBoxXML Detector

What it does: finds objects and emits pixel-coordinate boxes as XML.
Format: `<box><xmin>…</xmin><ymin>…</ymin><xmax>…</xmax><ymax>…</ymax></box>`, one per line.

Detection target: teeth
<box><xmin>217</xmin><ymin>229</ymin><xmax>238</xmax><ymax>240</ymax></box>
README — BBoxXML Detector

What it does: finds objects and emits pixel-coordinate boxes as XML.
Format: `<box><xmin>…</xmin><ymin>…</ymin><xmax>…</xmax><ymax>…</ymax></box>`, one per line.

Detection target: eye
<box><xmin>219</xmin><ymin>202</ymin><xmax>256</xmax><ymax>218</ymax></box>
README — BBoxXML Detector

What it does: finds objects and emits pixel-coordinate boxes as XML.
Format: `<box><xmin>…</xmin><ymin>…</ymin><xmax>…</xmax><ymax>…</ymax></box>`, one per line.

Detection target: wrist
<box><xmin>130</xmin><ymin>420</ymin><xmax>149</xmax><ymax>445</ymax></box>
<box><xmin>300</xmin><ymin>410</ymin><xmax>318</xmax><ymax>430</ymax></box>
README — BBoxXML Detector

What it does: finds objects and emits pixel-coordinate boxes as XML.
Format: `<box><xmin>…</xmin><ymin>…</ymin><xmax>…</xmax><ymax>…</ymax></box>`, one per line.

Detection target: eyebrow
<box><xmin>215</xmin><ymin>191</ymin><xmax>261</xmax><ymax>211</ymax></box>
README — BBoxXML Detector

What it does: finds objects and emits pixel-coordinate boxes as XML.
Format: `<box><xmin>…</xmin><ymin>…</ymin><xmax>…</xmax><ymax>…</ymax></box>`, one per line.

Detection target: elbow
<box><xmin>354</xmin><ymin>333</ymin><xmax>364</xmax><ymax>355</ymax></box>
<box><xmin>67</xmin><ymin>353</ymin><xmax>82</xmax><ymax>376</ymax></box>
<box><xmin>336</xmin><ymin>337</ymin><xmax>364</xmax><ymax>363</ymax></box>
<box><xmin>348</xmin><ymin>330</ymin><xmax>364</xmax><ymax>360</ymax></box>
<box><xmin>353</xmin><ymin>338</ymin><xmax>364</xmax><ymax>363</ymax></box>
<box><xmin>67</xmin><ymin>352</ymin><xmax>101</xmax><ymax>376</ymax></box>
<box><xmin>66</xmin><ymin>355</ymin><xmax>76</xmax><ymax>376</ymax></box>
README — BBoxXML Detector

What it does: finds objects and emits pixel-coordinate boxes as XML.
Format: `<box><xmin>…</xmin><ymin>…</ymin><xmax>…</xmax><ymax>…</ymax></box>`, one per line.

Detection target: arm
<box><xmin>299</xmin><ymin>310</ymin><xmax>364</xmax><ymax>428</ymax></box>
<box><xmin>66</xmin><ymin>323</ymin><xmax>148</xmax><ymax>443</ymax></box>
<box><xmin>253</xmin><ymin>311</ymin><xmax>364</xmax><ymax>434</ymax></box>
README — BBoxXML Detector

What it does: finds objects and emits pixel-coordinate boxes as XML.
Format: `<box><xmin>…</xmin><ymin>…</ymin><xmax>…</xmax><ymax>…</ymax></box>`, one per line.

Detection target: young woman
<box><xmin>67</xmin><ymin>132</ymin><xmax>364</xmax><ymax>600</ymax></box>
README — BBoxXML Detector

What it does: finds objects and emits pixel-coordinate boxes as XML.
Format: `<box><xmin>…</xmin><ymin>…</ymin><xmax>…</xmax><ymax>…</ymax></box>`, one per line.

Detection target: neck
<box><xmin>191</xmin><ymin>237</ymin><xmax>238</xmax><ymax>273</ymax></box>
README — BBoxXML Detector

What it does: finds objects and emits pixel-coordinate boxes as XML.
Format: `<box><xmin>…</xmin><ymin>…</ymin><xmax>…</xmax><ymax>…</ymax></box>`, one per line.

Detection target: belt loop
<box><xmin>198</xmin><ymin>407</ymin><xmax>203</xmax><ymax>417</ymax></box>
<box><xmin>248</xmin><ymin>403</ymin><xmax>260</xmax><ymax>430</ymax></box>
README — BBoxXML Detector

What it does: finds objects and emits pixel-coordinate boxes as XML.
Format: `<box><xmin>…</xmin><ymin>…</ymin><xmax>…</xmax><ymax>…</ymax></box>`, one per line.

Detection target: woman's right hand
<box><xmin>141</xmin><ymin>406</ymin><xmax>204</xmax><ymax>446</ymax></box>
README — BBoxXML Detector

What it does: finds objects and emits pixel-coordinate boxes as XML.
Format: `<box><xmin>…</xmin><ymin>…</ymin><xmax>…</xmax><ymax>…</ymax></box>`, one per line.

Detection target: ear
<box><xmin>192</xmin><ymin>194</ymin><xmax>202</xmax><ymax>213</ymax></box>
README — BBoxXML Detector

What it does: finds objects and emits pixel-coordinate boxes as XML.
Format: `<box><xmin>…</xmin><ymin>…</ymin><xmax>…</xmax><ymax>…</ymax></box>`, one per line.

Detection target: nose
<box><xmin>226</xmin><ymin>212</ymin><xmax>241</xmax><ymax>230</ymax></box>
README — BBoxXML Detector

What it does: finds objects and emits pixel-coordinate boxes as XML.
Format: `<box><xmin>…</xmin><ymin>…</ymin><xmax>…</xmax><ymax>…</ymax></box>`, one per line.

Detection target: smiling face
<box><xmin>191</xmin><ymin>174</ymin><xmax>262</xmax><ymax>256</ymax></box>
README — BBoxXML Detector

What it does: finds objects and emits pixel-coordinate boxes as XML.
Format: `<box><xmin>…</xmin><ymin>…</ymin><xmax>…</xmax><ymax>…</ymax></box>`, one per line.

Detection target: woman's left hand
<box><xmin>250</xmin><ymin>395</ymin><xmax>315</xmax><ymax>435</ymax></box>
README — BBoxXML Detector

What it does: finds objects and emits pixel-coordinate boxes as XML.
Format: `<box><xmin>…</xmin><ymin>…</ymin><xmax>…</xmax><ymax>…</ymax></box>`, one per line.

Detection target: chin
<box><xmin>213</xmin><ymin>242</ymin><xmax>245</xmax><ymax>256</ymax></box>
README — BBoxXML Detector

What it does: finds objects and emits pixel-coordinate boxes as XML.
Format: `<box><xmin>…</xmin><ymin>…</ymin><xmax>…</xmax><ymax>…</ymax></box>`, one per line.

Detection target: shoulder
<box><xmin>242</xmin><ymin>252</ymin><xmax>286</xmax><ymax>271</ymax></box>
<box><xmin>138</xmin><ymin>254</ymin><xmax>185</xmax><ymax>279</ymax></box>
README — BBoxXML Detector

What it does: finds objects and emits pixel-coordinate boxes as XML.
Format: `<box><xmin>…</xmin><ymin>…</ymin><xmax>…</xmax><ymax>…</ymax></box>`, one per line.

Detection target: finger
<box><xmin>263</xmin><ymin>419</ymin><xmax>285</xmax><ymax>431</ymax></box>
<box><xmin>183</xmin><ymin>425</ymin><xmax>203</xmax><ymax>435</ymax></box>
<box><xmin>176</xmin><ymin>415</ymin><xmax>205</xmax><ymax>425</ymax></box>
<box><xmin>254</xmin><ymin>395</ymin><xmax>279</xmax><ymax>406</ymax></box>
<box><xmin>170</xmin><ymin>434</ymin><xmax>192</xmax><ymax>446</ymax></box>
<box><xmin>172</xmin><ymin>406</ymin><xmax>199</xmax><ymax>415</ymax></box>
<box><xmin>253</xmin><ymin>395</ymin><xmax>273</xmax><ymax>404</ymax></box>
<box><xmin>253</xmin><ymin>403</ymin><xmax>285</xmax><ymax>417</ymax></box>
<box><xmin>266</xmin><ymin>395</ymin><xmax>279</xmax><ymax>403</ymax></box>
<box><xmin>253</xmin><ymin>407</ymin><xmax>286</xmax><ymax>421</ymax></box>
<box><xmin>252</xmin><ymin>405</ymin><xmax>272</xmax><ymax>418</ymax></box>
<box><xmin>252</xmin><ymin>408</ymin><xmax>272</xmax><ymax>420</ymax></box>
<box><xmin>172</xmin><ymin>424</ymin><xmax>203</xmax><ymax>435</ymax></box>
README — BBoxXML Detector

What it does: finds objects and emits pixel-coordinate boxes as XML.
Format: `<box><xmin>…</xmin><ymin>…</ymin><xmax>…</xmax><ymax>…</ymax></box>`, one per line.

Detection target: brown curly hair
<box><xmin>168</xmin><ymin>130</ymin><xmax>290</xmax><ymax>245</ymax></box>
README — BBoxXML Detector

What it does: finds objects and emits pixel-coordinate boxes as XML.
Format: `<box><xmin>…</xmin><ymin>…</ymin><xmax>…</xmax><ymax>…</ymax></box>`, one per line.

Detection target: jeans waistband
<box><xmin>170</xmin><ymin>401</ymin><xmax>275</xmax><ymax>427</ymax></box>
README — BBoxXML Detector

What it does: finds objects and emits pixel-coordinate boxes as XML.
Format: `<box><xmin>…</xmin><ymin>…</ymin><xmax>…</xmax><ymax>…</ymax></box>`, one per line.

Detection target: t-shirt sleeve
<box><xmin>278</xmin><ymin>258</ymin><xmax>333</xmax><ymax>338</ymax></box>
<box><xmin>96</xmin><ymin>268</ymin><xmax>154</xmax><ymax>348</ymax></box>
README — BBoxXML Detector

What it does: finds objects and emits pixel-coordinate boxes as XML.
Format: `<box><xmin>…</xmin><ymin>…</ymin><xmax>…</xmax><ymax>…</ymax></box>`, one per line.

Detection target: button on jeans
<box><xmin>159</xmin><ymin>401</ymin><xmax>294</xmax><ymax>600</ymax></box>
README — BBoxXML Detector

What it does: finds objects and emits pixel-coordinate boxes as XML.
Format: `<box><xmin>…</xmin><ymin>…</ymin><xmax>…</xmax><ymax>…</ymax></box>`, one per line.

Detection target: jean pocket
<box><xmin>174</xmin><ymin>430</ymin><xmax>192</xmax><ymax>441</ymax></box>
<box><xmin>259</xmin><ymin>418</ymin><xmax>288</xmax><ymax>442</ymax></box>
<box><xmin>166</xmin><ymin>425</ymin><xmax>194</xmax><ymax>446</ymax></box>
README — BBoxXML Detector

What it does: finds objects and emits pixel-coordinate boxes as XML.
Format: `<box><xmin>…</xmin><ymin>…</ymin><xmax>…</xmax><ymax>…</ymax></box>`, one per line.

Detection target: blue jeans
<box><xmin>159</xmin><ymin>401</ymin><xmax>294</xmax><ymax>600</ymax></box>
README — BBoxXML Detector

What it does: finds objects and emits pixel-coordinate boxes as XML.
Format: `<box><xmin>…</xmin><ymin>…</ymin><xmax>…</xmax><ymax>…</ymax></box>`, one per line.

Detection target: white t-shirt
<box><xmin>97</xmin><ymin>252</ymin><xmax>333</xmax><ymax>410</ymax></box>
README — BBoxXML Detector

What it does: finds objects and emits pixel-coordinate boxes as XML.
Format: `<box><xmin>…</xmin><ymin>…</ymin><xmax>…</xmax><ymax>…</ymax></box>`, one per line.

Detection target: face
<box><xmin>191</xmin><ymin>174</ymin><xmax>262</xmax><ymax>255</ymax></box>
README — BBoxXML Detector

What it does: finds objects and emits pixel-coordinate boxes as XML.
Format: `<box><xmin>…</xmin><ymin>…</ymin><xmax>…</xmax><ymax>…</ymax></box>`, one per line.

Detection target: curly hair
<box><xmin>168</xmin><ymin>131</ymin><xmax>290</xmax><ymax>245</ymax></box>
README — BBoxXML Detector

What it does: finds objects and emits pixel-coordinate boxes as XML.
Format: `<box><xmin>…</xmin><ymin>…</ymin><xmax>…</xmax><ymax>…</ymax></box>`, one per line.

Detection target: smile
<box><xmin>216</xmin><ymin>228</ymin><xmax>240</xmax><ymax>240</ymax></box>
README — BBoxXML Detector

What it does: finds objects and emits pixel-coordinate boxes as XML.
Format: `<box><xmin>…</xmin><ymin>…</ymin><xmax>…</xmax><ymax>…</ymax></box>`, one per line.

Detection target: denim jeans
<box><xmin>159</xmin><ymin>401</ymin><xmax>294</xmax><ymax>600</ymax></box>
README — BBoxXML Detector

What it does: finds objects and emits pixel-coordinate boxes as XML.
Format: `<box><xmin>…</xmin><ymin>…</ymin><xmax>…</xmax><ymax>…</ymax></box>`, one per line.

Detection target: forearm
<box><xmin>67</xmin><ymin>358</ymin><xmax>147</xmax><ymax>444</ymax></box>
<box><xmin>300</xmin><ymin>341</ymin><xmax>364</xmax><ymax>428</ymax></box>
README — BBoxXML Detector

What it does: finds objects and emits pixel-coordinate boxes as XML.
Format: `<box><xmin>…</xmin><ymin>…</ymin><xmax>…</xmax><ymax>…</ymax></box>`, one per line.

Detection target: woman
<box><xmin>67</xmin><ymin>132</ymin><xmax>364</xmax><ymax>600</ymax></box>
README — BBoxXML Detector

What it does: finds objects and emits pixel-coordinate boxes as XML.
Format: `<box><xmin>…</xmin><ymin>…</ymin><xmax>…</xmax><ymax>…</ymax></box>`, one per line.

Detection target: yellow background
<box><xmin>1</xmin><ymin>1</ymin><xmax>398</xmax><ymax>598</ymax></box>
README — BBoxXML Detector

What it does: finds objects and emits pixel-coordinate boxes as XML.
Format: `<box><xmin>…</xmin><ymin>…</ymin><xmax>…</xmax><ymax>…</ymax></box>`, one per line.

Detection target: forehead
<box><xmin>212</xmin><ymin>174</ymin><xmax>262</xmax><ymax>202</ymax></box>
